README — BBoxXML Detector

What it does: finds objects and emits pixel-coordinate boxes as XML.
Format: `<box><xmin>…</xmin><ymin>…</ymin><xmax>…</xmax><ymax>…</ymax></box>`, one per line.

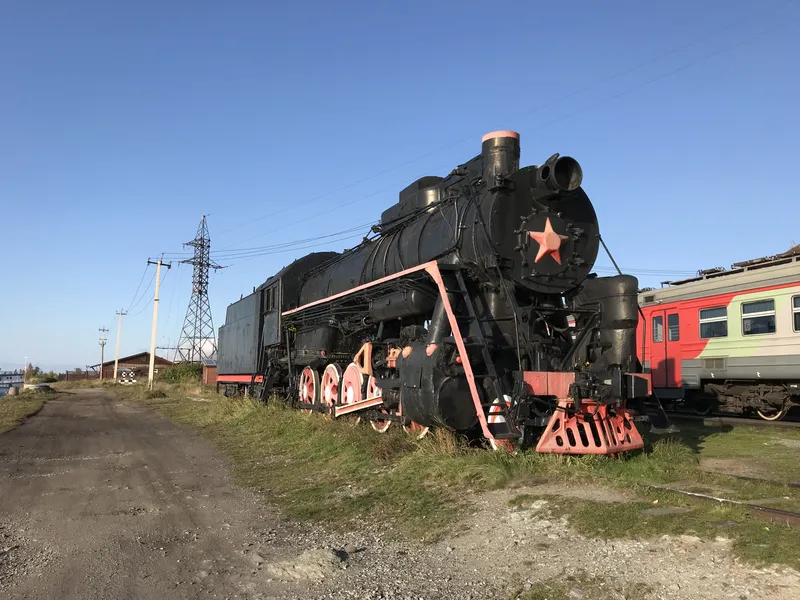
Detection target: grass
<box><xmin>510</xmin><ymin>573</ymin><xmax>651</xmax><ymax>600</ymax></box>
<box><xmin>685</xmin><ymin>420</ymin><xmax>800</xmax><ymax>482</ymax></box>
<box><xmin>0</xmin><ymin>388</ymin><xmax>53</xmax><ymax>432</ymax></box>
<box><xmin>122</xmin><ymin>386</ymin><xmax>465</xmax><ymax>540</ymax></box>
<box><xmin>101</xmin><ymin>381</ymin><xmax>800</xmax><ymax>568</ymax></box>
<box><xmin>512</xmin><ymin>491</ymin><xmax>800</xmax><ymax>569</ymax></box>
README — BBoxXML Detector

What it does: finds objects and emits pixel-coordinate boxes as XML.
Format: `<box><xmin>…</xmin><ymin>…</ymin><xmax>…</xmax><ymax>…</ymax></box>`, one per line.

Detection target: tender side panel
<box><xmin>217</xmin><ymin>292</ymin><xmax>262</xmax><ymax>376</ymax></box>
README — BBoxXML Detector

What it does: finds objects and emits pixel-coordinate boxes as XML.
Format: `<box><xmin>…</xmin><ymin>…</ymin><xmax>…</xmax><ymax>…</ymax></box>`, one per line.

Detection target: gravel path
<box><xmin>1</xmin><ymin>390</ymin><xmax>798</xmax><ymax>599</ymax></box>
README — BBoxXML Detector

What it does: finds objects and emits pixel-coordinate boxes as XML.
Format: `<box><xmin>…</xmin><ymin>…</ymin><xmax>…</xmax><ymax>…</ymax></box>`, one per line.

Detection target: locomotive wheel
<box><xmin>490</xmin><ymin>438</ymin><xmax>515</xmax><ymax>452</ymax></box>
<box><xmin>321</xmin><ymin>364</ymin><xmax>342</xmax><ymax>417</ymax></box>
<box><xmin>298</xmin><ymin>367</ymin><xmax>319</xmax><ymax>415</ymax></box>
<box><xmin>692</xmin><ymin>399</ymin><xmax>714</xmax><ymax>416</ymax></box>
<box><xmin>341</xmin><ymin>363</ymin><xmax>364</xmax><ymax>424</ymax></box>
<box><xmin>756</xmin><ymin>407</ymin><xmax>788</xmax><ymax>421</ymax></box>
<box><xmin>396</xmin><ymin>400</ymin><xmax>430</xmax><ymax>438</ymax></box>
<box><xmin>367</xmin><ymin>376</ymin><xmax>391</xmax><ymax>433</ymax></box>
<box><xmin>403</xmin><ymin>421</ymin><xmax>430</xmax><ymax>439</ymax></box>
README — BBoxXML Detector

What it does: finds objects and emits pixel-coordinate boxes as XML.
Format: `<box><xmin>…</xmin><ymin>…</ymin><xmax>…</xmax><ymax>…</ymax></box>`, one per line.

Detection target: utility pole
<box><xmin>147</xmin><ymin>257</ymin><xmax>171</xmax><ymax>389</ymax></box>
<box><xmin>98</xmin><ymin>327</ymin><xmax>109</xmax><ymax>380</ymax></box>
<box><xmin>113</xmin><ymin>309</ymin><xmax>127</xmax><ymax>382</ymax></box>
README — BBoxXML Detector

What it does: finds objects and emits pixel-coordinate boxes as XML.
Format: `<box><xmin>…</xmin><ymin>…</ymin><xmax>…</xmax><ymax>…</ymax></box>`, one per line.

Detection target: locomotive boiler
<box><xmin>216</xmin><ymin>131</ymin><xmax>652</xmax><ymax>453</ymax></box>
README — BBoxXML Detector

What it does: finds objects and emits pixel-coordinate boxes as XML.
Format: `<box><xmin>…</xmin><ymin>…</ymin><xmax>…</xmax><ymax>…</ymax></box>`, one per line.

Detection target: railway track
<box><xmin>646</xmin><ymin>472</ymin><xmax>800</xmax><ymax>528</ymax></box>
<box><xmin>725</xmin><ymin>474</ymin><xmax>800</xmax><ymax>489</ymax></box>
<box><xmin>642</xmin><ymin>483</ymin><xmax>800</xmax><ymax>528</ymax></box>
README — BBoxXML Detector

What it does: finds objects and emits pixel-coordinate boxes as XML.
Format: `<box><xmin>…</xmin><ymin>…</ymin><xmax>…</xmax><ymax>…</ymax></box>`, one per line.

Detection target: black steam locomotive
<box><xmin>216</xmin><ymin>131</ymin><xmax>652</xmax><ymax>453</ymax></box>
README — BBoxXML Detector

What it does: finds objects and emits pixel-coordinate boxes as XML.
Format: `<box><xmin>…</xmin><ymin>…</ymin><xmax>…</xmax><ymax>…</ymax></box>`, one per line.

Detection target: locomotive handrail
<box><xmin>282</xmin><ymin>262</ymin><xmax>438</xmax><ymax>317</ymax></box>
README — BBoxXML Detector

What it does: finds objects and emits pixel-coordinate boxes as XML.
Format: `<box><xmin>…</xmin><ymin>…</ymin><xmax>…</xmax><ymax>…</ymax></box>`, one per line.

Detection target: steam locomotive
<box><xmin>216</xmin><ymin>131</ymin><xmax>652</xmax><ymax>453</ymax></box>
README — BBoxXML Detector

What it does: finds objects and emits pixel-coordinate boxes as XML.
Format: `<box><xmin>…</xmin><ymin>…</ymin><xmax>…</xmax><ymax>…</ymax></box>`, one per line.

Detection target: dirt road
<box><xmin>0</xmin><ymin>389</ymin><xmax>334</xmax><ymax>599</ymax></box>
<box><xmin>2</xmin><ymin>390</ymin><xmax>799</xmax><ymax>600</ymax></box>
<box><xmin>0</xmin><ymin>390</ymin><xmax>508</xmax><ymax>600</ymax></box>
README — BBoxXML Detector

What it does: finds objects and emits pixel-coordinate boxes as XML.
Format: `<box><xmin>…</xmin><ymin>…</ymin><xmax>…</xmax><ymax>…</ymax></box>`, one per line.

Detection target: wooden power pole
<box><xmin>147</xmin><ymin>257</ymin><xmax>171</xmax><ymax>390</ymax></box>
<box><xmin>98</xmin><ymin>327</ymin><xmax>109</xmax><ymax>380</ymax></box>
<box><xmin>113</xmin><ymin>310</ymin><xmax>127</xmax><ymax>382</ymax></box>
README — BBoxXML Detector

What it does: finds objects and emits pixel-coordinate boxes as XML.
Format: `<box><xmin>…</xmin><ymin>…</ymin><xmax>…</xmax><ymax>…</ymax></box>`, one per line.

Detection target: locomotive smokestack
<box><xmin>535</xmin><ymin>153</ymin><xmax>583</xmax><ymax>193</ymax></box>
<box><xmin>481</xmin><ymin>130</ymin><xmax>520</xmax><ymax>189</ymax></box>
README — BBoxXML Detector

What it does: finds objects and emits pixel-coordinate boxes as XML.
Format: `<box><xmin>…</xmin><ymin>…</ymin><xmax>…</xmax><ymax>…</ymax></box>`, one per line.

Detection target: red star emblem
<box><xmin>528</xmin><ymin>218</ymin><xmax>569</xmax><ymax>264</ymax></box>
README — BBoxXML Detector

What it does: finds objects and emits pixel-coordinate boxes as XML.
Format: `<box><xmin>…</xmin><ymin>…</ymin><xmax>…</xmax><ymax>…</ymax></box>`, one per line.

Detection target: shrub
<box><xmin>158</xmin><ymin>362</ymin><xmax>202</xmax><ymax>383</ymax></box>
<box><xmin>24</xmin><ymin>365</ymin><xmax>59</xmax><ymax>384</ymax></box>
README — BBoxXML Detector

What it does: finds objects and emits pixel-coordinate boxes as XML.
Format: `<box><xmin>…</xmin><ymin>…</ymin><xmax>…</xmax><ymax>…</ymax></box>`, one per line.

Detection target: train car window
<box><xmin>794</xmin><ymin>296</ymin><xmax>800</xmax><ymax>332</ymax></box>
<box><xmin>652</xmin><ymin>316</ymin><xmax>663</xmax><ymax>343</ymax></box>
<box><xmin>699</xmin><ymin>306</ymin><xmax>727</xmax><ymax>339</ymax></box>
<box><xmin>668</xmin><ymin>313</ymin><xmax>680</xmax><ymax>341</ymax></box>
<box><xmin>741</xmin><ymin>299</ymin><xmax>775</xmax><ymax>336</ymax></box>
<box><xmin>265</xmin><ymin>289</ymin><xmax>272</xmax><ymax>312</ymax></box>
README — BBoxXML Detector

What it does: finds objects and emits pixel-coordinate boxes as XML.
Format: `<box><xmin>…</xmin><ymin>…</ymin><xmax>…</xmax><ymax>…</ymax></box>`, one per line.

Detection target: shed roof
<box><xmin>89</xmin><ymin>351</ymin><xmax>175</xmax><ymax>369</ymax></box>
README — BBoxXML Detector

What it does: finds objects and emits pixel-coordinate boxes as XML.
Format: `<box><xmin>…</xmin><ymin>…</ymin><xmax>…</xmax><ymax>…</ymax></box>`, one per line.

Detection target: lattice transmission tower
<box><xmin>176</xmin><ymin>216</ymin><xmax>224</xmax><ymax>362</ymax></box>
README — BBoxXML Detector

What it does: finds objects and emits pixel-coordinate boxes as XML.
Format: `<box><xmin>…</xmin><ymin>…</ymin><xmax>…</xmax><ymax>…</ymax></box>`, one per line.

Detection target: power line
<box><xmin>127</xmin><ymin>270</ymin><xmax>157</xmax><ymax>315</ymax></box>
<box><xmin>211</xmin><ymin>0</ymin><xmax>796</xmax><ymax>244</ymax></box>
<box><xmin>512</xmin><ymin>16</ymin><xmax>797</xmax><ymax>138</ymax></box>
<box><xmin>128</xmin><ymin>267</ymin><xmax>167</xmax><ymax>317</ymax></box>
<box><xmin>161</xmin><ymin>221</ymin><xmax>375</xmax><ymax>260</ymax></box>
<box><xmin>164</xmin><ymin>7</ymin><xmax>797</xmax><ymax>263</ymax></box>
<box><xmin>221</xmin><ymin>232</ymin><xmax>370</xmax><ymax>268</ymax></box>
<box><xmin>215</xmin><ymin>167</ymin><xmax>451</xmax><ymax>252</ymax></box>
<box><xmin>125</xmin><ymin>264</ymin><xmax>150</xmax><ymax>312</ymax></box>
<box><xmin>142</xmin><ymin>7</ymin><xmax>796</xmax><ymax>284</ymax></box>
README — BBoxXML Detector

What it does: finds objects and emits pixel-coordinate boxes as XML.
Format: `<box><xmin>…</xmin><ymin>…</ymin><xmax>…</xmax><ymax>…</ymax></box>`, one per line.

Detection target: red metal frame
<box><xmin>217</xmin><ymin>374</ymin><xmax>264</xmax><ymax>384</ymax></box>
<box><xmin>282</xmin><ymin>263</ymin><xmax>434</xmax><ymax>317</ymax></box>
<box><xmin>523</xmin><ymin>371</ymin><xmax>645</xmax><ymax>454</ymax></box>
<box><xmin>333</xmin><ymin>396</ymin><xmax>385</xmax><ymax>417</ymax></box>
<box><xmin>424</xmin><ymin>264</ymin><xmax>496</xmax><ymax>441</ymax></box>
<box><xmin>535</xmin><ymin>398</ymin><xmax>644</xmax><ymax>454</ymax></box>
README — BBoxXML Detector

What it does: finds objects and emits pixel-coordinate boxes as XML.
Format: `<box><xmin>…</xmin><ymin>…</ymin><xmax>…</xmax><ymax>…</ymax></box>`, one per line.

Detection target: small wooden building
<box><xmin>90</xmin><ymin>352</ymin><xmax>174</xmax><ymax>380</ymax></box>
<box><xmin>202</xmin><ymin>359</ymin><xmax>217</xmax><ymax>385</ymax></box>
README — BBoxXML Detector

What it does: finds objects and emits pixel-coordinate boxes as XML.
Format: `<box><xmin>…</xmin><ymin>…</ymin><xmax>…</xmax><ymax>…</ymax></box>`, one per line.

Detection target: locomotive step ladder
<box><xmin>438</xmin><ymin>266</ymin><xmax>519</xmax><ymax>443</ymax></box>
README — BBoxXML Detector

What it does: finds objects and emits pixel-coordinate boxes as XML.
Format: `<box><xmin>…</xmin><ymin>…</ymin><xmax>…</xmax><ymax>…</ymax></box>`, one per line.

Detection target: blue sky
<box><xmin>1</xmin><ymin>0</ymin><xmax>798</xmax><ymax>371</ymax></box>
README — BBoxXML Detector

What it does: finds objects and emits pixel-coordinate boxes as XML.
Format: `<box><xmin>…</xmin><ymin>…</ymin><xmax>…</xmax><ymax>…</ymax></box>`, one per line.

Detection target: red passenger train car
<box><xmin>637</xmin><ymin>248</ymin><xmax>800</xmax><ymax>420</ymax></box>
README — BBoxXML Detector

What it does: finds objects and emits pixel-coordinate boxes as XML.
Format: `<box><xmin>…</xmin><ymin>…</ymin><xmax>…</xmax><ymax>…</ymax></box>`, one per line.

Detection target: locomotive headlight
<box><xmin>537</xmin><ymin>154</ymin><xmax>583</xmax><ymax>193</ymax></box>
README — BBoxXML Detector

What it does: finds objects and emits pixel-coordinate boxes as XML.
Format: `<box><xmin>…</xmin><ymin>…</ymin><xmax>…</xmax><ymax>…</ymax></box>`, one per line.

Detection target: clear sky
<box><xmin>1</xmin><ymin>0</ymin><xmax>798</xmax><ymax>372</ymax></box>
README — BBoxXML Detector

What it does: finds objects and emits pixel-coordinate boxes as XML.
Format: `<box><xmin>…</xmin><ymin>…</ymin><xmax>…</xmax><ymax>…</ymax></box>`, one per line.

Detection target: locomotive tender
<box><xmin>217</xmin><ymin>131</ymin><xmax>652</xmax><ymax>453</ymax></box>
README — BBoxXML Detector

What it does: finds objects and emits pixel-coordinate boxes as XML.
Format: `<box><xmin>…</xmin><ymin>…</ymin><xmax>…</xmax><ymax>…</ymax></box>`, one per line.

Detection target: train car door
<box><xmin>649</xmin><ymin>309</ymin><xmax>681</xmax><ymax>389</ymax></box>
<box><xmin>665</xmin><ymin>311</ymin><xmax>681</xmax><ymax>388</ymax></box>
<box><xmin>649</xmin><ymin>309</ymin><xmax>668</xmax><ymax>388</ymax></box>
